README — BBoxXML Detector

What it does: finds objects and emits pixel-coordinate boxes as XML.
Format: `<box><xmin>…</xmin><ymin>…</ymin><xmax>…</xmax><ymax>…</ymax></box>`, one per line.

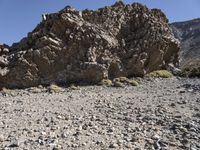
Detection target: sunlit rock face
<box><xmin>0</xmin><ymin>2</ymin><xmax>179</xmax><ymax>88</ymax></box>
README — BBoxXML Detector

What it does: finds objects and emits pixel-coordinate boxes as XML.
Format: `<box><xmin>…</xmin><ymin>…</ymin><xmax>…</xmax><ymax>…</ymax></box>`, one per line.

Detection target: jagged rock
<box><xmin>0</xmin><ymin>2</ymin><xmax>180</xmax><ymax>88</ymax></box>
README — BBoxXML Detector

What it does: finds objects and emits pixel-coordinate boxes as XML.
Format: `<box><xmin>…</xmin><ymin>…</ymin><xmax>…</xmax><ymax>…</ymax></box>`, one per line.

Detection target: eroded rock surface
<box><xmin>0</xmin><ymin>2</ymin><xmax>179</xmax><ymax>88</ymax></box>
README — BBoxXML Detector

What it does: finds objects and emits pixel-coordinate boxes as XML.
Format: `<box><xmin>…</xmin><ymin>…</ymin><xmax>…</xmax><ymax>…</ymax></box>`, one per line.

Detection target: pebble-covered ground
<box><xmin>0</xmin><ymin>77</ymin><xmax>199</xmax><ymax>150</ymax></box>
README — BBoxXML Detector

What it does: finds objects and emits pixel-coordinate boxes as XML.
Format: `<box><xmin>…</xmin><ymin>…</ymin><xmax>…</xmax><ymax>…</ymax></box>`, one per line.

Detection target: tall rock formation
<box><xmin>0</xmin><ymin>2</ymin><xmax>179</xmax><ymax>88</ymax></box>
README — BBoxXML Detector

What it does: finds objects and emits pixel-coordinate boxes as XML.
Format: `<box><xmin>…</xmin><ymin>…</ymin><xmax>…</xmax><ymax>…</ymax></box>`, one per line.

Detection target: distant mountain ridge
<box><xmin>170</xmin><ymin>18</ymin><xmax>200</xmax><ymax>67</ymax></box>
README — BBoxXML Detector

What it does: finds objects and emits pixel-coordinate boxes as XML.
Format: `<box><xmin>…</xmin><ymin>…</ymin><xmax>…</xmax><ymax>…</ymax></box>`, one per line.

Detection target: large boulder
<box><xmin>0</xmin><ymin>2</ymin><xmax>180</xmax><ymax>88</ymax></box>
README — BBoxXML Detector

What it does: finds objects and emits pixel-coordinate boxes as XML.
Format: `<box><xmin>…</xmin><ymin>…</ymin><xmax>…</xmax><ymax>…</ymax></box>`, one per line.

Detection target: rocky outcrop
<box><xmin>171</xmin><ymin>18</ymin><xmax>200</xmax><ymax>67</ymax></box>
<box><xmin>0</xmin><ymin>2</ymin><xmax>179</xmax><ymax>88</ymax></box>
<box><xmin>0</xmin><ymin>44</ymin><xmax>9</xmax><ymax>81</ymax></box>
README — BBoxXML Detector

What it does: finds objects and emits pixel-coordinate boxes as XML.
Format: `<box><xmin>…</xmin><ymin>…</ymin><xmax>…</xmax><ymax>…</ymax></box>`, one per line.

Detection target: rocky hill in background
<box><xmin>171</xmin><ymin>18</ymin><xmax>200</xmax><ymax>67</ymax></box>
<box><xmin>0</xmin><ymin>2</ymin><xmax>180</xmax><ymax>88</ymax></box>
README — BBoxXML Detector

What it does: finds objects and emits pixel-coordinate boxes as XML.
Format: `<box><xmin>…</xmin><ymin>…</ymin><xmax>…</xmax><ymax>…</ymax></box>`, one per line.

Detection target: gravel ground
<box><xmin>0</xmin><ymin>77</ymin><xmax>200</xmax><ymax>150</ymax></box>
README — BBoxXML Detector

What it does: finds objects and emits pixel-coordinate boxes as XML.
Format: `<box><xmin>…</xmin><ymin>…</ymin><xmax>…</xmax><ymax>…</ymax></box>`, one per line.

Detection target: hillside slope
<box><xmin>171</xmin><ymin>18</ymin><xmax>200</xmax><ymax>67</ymax></box>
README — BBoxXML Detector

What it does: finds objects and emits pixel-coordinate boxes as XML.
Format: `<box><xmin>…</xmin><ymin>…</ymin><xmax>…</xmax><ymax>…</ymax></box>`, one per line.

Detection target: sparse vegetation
<box><xmin>113</xmin><ymin>81</ymin><xmax>124</xmax><ymax>87</ymax></box>
<box><xmin>148</xmin><ymin>70</ymin><xmax>173</xmax><ymax>78</ymax></box>
<box><xmin>113</xmin><ymin>77</ymin><xmax>139</xmax><ymax>87</ymax></box>
<box><xmin>99</xmin><ymin>79</ymin><xmax>113</xmax><ymax>86</ymax></box>
<box><xmin>113</xmin><ymin>77</ymin><xmax>129</xmax><ymax>83</ymax></box>
<box><xmin>181</xmin><ymin>60</ymin><xmax>200</xmax><ymax>77</ymax></box>
<box><xmin>118</xmin><ymin>77</ymin><xmax>128</xmax><ymax>82</ymax></box>
<box><xmin>127</xmin><ymin>80</ymin><xmax>139</xmax><ymax>86</ymax></box>
<box><xmin>181</xmin><ymin>67</ymin><xmax>200</xmax><ymax>77</ymax></box>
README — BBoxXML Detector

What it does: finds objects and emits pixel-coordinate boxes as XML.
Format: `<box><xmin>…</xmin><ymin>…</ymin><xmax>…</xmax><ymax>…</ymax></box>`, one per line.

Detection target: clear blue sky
<box><xmin>0</xmin><ymin>0</ymin><xmax>200</xmax><ymax>45</ymax></box>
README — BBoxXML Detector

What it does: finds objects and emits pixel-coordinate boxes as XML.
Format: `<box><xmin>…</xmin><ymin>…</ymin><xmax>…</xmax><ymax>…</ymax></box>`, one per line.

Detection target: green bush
<box><xmin>113</xmin><ymin>81</ymin><xmax>124</xmax><ymax>87</ymax></box>
<box><xmin>127</xmin><ymin>80</ymin><xmax>139</xmax><ymax>86</ymax></box>
<box><xmin>148</xmin><ymin>70</ymin><xmax>173</xmax><ymax>78</ymax></box>
<box><xmin>182</xmin><ymin>67</ymin><xmax>200</xmax><ymax>77</ymax></box>
<box><xmin>99</xmin><ymin>79</ymin><xmax>113</xmax><ymax>86</ymax></box>
<box><xmin>118</xmin><ymin>77</ymin><xmax>129</xmax><ymax>82</ymax></box>
<box><xmin>113</xmin><ymin>77</ymin><xmax>132</xmax><ymax>83</ymax></box>
<box><xmin>113</xmin><ymin>77</ymin><xmax>139</xmax><ymax>87</ymax></box>
<box><xmin>181</xmin><ymin>59</ymin><xmax>200</xmax><ymax>77</ymax></box>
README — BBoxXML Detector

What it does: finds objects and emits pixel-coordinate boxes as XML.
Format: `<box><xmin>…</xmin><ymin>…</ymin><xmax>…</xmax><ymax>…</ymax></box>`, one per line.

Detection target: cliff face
<box><xmin>0</xmin><ymin>2</ymin><xmax>180</xmax><ymax>88</ymax></box>
<box><xmin>171</xmin><ymin>18</ymin><xmax>200</xmax><ymax>67</ymax></box>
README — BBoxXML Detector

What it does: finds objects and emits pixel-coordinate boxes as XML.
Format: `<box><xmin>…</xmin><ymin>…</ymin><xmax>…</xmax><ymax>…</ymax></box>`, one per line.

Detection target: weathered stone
<box><xmin>0</xmin><ymin>2</ymin><xmax>179</xmax><ymax>88</ymax></box>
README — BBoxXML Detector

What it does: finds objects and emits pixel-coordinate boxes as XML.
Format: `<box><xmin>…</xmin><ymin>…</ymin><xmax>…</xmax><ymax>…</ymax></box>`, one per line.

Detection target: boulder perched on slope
<box><xmin>0</xmin><ymin>2</ymin><xmax>180</xmax><ymax>88</ymax></box>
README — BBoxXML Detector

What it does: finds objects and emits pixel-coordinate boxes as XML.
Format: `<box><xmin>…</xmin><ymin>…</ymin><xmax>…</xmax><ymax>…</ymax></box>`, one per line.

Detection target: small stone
<box><xmin>152</xmin><ymin>134</ymin><xmax>160</xmax><ymax>140</ymax></box>
<box><xmin>189</xmin><ymin>127</ymin><xmax>197</xmax><ymax>132</ymax></box>
<box><xmin>109</xmin><ymin>143</ymin><xmax>118</xmax><ymax>148</ymax></box>
<box><xmin>169</xmin><ymin>142</ymin><xmax>177</xmax><ymax>147</ymax></box>
<box><xmin>179</xmin><ymin>126</ymin><xmax>187</xmax><ymax>132</ymax></box>
<box><xmin>179</xmin><ymin>90</ymin><xmax>186</xmax><ymax>93</ymax></box>
<box><xmin>56</xmin><ymin>115</ymin><xmax>62</xmax><ymax>119</ymax></box>
<box><xmin>70</xmin><ymin>84</ymin><xmax>80</xmax><ymax>90</ymax></box>
<box><xmin>116</xmin><ymin>139</ymin><xmax>123</xmax><ymax>146</ymax></box>
<box><xmin>61</xmin><ymin>133</ymin><xmax>68</xmax><ymax>138</ymax></box>
<box><xmin>9</xmin><ymin>140</ymin><xmax>20</xmax><ymax>147</ymax></box>
<box><xmin>177</xmin><ymin>100</ymin><xmax>187</xmax><ymax>104</ymax></box>
<box><xmin>52</xmin><ymin>144</ymin><xmax>62</xmax><ymax>150</ymax></box>
<box><xmin>170</xmin><ymin>103</ymin><xmax>176</xmax><ymax>107</ymax></box>
<box><xmin>194</xmin><ymin>113</ymin><xmax>200</xmax><ymax>117</ymax></box>
<box><xmin>82</xmin><ymin>142</ymin><xmax>87</xmax><ymax>146</ymax></box>
<box><xmin>194</xmin><ymin>107</ymin><xmax>199</xmax><ymax>111</ymax></box>
<box><xmin>71</xmin><ymin>143</ymin><xmax>78</xmax><ymax>148</ymax></box>
<box><xmin>158</xmin><ymin>140</ymin><xmax>168</xmax><ymax>148</ymax></box>
<box><xmin>188</xmin><ymin>89</ymin><xmax>193</xmax><ymax>92</ymax></box>
<box><xmin>0</xmin><ymin>135</ymin><xmax>4</xmax><ymax>143</ymax></box>
<box><xmin>130</xmin><ymin>136</ymin><xmax>137</xmax><ymax>142</ymax></box>
<box><xmin>41</xmin><ymin>131</ymin><xmax>46</xmax><ymax>135</ymax></box>
<box><xmin>86</xmin><ymin>132</ymin><xmax>92</xmax><ymax>136</ymax></box>
<box><xmin>38</xmin><ymin>139</ymin><xmax>44</xmax><ymax>145</ymax></box>
<box><xmin>107</xmin><ymin>127</ymin><xmax>114</xmax><ymax>132</ymax></box>
<box><xmin>29</xmin><ymin>87</ymin><xmax>42</xmax><ymax>93</ymax></box>
<box><xmin>146</xmin><ymin>138</ymin><xmax>154</xmax><ymax>144</ymax></box>
<box><xmin>126</xmin><ymin>143</ymin><xmax>133</xmax><ymax>148</ymax></box>
<box><xmin>174</xmin><ymin>114</ymin><xmax>182</xmax><ymax>118</ymax></box>
<box><xmin>182</xmin><ymin>139</ymin><xmax>190</xmax><ymax>148</ymax></box>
